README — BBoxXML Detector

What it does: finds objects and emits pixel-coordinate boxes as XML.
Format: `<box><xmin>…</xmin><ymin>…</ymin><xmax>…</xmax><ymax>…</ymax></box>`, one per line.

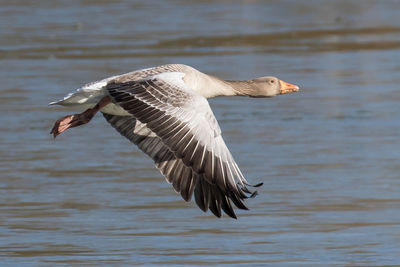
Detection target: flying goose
<box><xmin>50</xmin><ymin>64</ymin><xmax>299</xmax><ymax>218</ymax></box>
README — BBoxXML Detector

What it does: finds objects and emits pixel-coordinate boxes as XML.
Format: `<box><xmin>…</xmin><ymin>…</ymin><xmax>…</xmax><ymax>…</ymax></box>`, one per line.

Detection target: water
<box><xmin>1</xmin><ymin>0</ymin><xmax>400</xmax><ymax>265</ymax></box>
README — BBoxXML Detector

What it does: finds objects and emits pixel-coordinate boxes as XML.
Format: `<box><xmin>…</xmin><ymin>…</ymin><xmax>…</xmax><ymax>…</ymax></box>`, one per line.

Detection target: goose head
<box><xmin>251</xmin><ymin>76</ymin><xmax>299</xmax><ymax>97</ymax></box>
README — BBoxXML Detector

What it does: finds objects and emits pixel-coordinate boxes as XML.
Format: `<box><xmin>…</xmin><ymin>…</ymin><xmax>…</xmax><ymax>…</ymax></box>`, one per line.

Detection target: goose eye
<box><xmin>270</xmin><ymin>80</ymin><xmax>275</xmax><ymax>84</ymax></box>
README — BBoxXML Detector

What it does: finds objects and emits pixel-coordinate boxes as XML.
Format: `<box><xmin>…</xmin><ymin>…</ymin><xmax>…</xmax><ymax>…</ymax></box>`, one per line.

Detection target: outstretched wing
<box><xmin>103</xmin><ymin>114</ymin><xmax>253</xmax><ymax>218</ymax></box>
<box><xmin>104</xmin><ymin>72</ymin><xmax>261</xmax><ymax>218</ymax></box>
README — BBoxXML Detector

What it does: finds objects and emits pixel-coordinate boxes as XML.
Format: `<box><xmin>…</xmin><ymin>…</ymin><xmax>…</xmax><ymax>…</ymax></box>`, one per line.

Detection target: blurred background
<box><xmin>1</xmin><ymin>0</ymin><xmax>400</xmax><ymax>265</ymax></box>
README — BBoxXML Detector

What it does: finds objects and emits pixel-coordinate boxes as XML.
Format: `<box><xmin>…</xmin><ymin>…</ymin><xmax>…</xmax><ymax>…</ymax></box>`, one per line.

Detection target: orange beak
<box><xmin>279</xmin><ymin>80</ymin><xmax>300</xmax><ymax>95</ymax></box>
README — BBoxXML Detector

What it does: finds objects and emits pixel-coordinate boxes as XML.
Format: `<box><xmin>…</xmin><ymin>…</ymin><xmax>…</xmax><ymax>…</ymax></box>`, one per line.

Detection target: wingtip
<box><xmin>229</xmin><ymin>212</ymin><xmax>238</xmax><ymax>219</ymax></box>
<box><xmin>250</xmin><ymin>190</ymin><xmax>258</xmax><ymax>198</ymax></box>
<box><xmin>244</xmin><ymin>181</ymin><xmax>264</xmax><ymax>188</ymax></box>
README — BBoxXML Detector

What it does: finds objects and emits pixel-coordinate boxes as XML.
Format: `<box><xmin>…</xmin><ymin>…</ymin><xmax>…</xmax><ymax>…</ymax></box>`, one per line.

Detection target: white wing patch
<box><xmin>151</xmin><ymin>72</ymin><xmax>187</xmax><ymax>91</ymax></box>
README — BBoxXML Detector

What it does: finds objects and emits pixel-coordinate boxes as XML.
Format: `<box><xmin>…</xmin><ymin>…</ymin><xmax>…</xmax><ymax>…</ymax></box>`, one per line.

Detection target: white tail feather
<box><xmin>49</xmin><ymin>75</ymin><xmax>119</xmax><ymax>107</ymax></box>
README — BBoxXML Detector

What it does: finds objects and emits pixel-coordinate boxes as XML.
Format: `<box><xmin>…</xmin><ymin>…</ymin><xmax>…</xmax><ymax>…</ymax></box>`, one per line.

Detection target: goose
<box><xmin>50</xmin><ymin>64</ymin><xmax>299</xmax><ymax>218</ymax></box>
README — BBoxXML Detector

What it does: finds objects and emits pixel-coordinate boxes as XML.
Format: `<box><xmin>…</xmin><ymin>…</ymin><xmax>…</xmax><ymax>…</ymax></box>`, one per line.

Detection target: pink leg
<box><xmin>50</xmin><ymin>96</ymin><xmax>111</xmax><ymax>138</ymax></box>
